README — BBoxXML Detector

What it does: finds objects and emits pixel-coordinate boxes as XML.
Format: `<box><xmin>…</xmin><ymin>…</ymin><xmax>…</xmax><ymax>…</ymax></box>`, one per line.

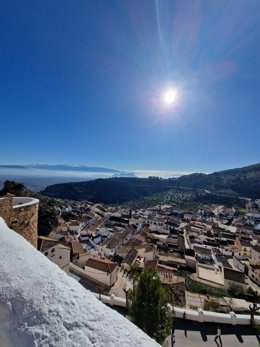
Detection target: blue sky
<box><xmin>0</xmin><ymin>0</ymin><xmax>260</xmax><ymax>174</ymax></box>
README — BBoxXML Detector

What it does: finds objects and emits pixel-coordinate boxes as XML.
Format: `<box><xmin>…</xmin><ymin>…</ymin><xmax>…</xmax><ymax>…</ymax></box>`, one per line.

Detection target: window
<box><xmin>51</xmin><ymin>248</ymin><xmax>55</xmax><ymax>253</ymax></box>
<box><xmin>59</xmin><ymin>256</ymin><xmax>62</xmax><ymax>259</ymax></box>
<box><xmin>45</xmin><ymin>251</ymin><xmax>48</xmax><ymax>256</ymax></box>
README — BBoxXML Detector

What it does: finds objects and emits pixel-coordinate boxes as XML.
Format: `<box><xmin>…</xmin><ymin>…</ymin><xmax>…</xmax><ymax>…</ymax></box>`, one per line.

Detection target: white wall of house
<box><xmin>251</xmin><ymin>248</ymin><xmax>260</xmax><ymax>263</ymax></box>
<box><xmin>84</xmin><ymin>265</ymin><xmax>118</xmax><ymax>286</ymax></box>
<box><xmin>249</xmin><ymin>268</ymin><xmax>260</xmax><ymax>286</ymax></box>
<box><xmin>149</xmin><ymin>233</ymin><xmax>168</xmax><ymax>243</ymax></box>
<box><xmin>241</xmin><ymin>246</ymin><xmax>251</xmax><ymax>258</ymax></box>
<box><xmin>185</xmin><ymin>256</ymin><xmax>196</xmax><ymax>269</ymax></box>
<box><xmin>157</xmin><ymin>266</ymin><xmax>174</xmax><ymax>279</ymax></box>
<box><xmin>75</xmin><ymin>253</ymin><xmax>91</xmax><ymax>268</ymax></box>
<box><xmin>44</xmin><ymin>245</ymin><xmax>70</xmax><ymax>273</ymax></box>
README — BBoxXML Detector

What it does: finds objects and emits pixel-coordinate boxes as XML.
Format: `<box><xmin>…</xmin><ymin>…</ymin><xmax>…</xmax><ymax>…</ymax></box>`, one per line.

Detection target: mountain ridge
<box><xmin>0</xmin><ymin>163</ymin><xmax>121</xmax><ymax>173</ymax></box>
<box><xmin>41</xmin><ymin>162</ymin><xmax>260</xmax><ymax>203</ymax></box>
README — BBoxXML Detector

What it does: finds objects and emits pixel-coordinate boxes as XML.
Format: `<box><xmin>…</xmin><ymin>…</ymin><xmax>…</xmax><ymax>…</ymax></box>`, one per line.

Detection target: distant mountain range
<box><xmin>0</xmin><ymin>164</ymin><xmax>136</xmax><ymax>191</ymax></box>
<box><xmin>0</xmin><ymin>164</ymin><xmax>122</xmax><ymax>173</ymax></box>
<box><xmin>41</xmin><ymin>163</ymin><xmax>260</xmax><ymax>203</ymax></box>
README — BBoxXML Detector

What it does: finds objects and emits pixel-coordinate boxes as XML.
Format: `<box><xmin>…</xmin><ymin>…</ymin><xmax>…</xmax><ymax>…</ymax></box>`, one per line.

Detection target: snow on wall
<box><xmin>0</xmin><ymin>218</ymin><xmax>160</xmax><ymax>347</ymax></box>
<box><xmin>12</xmin><ymin>197</ymin><xmax>39</xmax><ymax>209</ymax></box>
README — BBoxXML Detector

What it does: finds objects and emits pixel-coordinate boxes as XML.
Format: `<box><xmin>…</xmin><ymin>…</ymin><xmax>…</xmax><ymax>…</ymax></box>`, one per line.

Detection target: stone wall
<box><xmin>0</xmin><ymin>194</ymin><xmax>13</xmax><ymax>223</ymax></box>
<box><xmin>0</xmin><ymin>195</ymin><xmax>39</xmax><ymax>247</ymax></box>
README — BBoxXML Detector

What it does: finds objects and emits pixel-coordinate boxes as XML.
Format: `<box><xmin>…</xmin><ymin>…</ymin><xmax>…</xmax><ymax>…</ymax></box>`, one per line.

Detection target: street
<box><xmin>165</xmin><ymin>319</ymin><xmax>260</xmax><ymax>347</ymax></box>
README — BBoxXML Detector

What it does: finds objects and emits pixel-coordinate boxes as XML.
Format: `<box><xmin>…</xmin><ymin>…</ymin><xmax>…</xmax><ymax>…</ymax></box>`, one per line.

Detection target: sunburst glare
<box><xmin>163</xmin><ymin>89</ymin><xmax>178</xmax><ymax>105</ymax></box>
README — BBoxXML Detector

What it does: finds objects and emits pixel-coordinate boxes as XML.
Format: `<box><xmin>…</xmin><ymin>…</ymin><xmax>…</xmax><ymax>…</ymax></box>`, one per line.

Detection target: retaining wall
<box><xmin>94</xmin><ymin>293</ymin><xmax>258</xmax><ymax>325</ymax></box>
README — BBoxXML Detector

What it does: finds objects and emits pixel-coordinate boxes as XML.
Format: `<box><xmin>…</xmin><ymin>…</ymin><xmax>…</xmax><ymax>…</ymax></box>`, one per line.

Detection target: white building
<box><xmin>38</xmin><ymin>236</ymin><xmax>71</xmax><ymax>273</ymax></box>
<box><xmin>84</xmin><ymin>257</ymin><xmax>118</xmax><ymax>287</ymax></box>
<box><xmin>251</xmin><ymin>245</ymin><xmax>260</xmax><ymax>263</ymax></box>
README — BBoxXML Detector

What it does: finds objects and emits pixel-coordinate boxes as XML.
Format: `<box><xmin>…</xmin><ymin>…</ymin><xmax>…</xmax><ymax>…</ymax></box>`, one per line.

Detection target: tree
<box><xmin>128</xmin><ymin>268</ymin><xmax>172</xmax><ymax>344</ymax></box>
<box><xmin>249</xmin><ymin>302</ymin><xmax>260</xmax><ymax>325</ymax></box>
<box><xmin>228</xmin><ymin>284</ymin><xmax>245</xmax><ymax>299</ymax></box>
<box><xmin>112</xmin><ymin>254</ymin><xmax>123</xmax><ymax>265</ymax></box>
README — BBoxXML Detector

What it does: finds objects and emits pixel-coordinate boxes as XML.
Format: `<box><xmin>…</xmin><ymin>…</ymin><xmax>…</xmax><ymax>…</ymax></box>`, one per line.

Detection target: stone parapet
<box><xmin>0</xmin><ymin>194</ymin><xmax>13</xmax><ymax>223</ymax></box>
<box><xmin>0</xmin><ymin>195</ymin><xmax>39</xmax><ymax>247</ymax></box>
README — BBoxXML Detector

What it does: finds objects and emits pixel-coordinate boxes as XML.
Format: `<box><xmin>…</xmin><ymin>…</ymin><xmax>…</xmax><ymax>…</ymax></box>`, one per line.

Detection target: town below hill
<box><xmin>35</xmin><ymin>193</ymin><xmax>260</xmax><ymax>314</ymax></box>
<box><xmin>1</xmin><ymin>173</ymin><xmax>260</xmax><ymax>340</ymax></box>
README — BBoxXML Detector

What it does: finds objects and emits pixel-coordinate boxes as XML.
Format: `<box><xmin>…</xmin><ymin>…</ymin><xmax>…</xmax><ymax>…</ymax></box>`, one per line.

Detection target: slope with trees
<box><xmin>41</xmin><ymin>163</ymin><xmax>260</xmax><ymax>204</ymax></box>
<box><xmin>41</xmin><ymin>177</ymin><xmax>177</xmax><ymax>203</ymax></box>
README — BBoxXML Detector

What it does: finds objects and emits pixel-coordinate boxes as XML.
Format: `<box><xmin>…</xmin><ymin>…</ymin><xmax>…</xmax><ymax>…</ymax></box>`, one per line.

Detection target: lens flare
<box><xmin>163</xmin><ymin>89</ymin><xmax>178</xmax><ymax>104</ymax></box>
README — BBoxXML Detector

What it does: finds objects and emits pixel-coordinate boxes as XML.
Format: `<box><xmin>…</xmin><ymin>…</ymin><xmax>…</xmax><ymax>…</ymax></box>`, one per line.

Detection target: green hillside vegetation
<box><xmin>122</xmin><ymin>189</ymin><xmax>195</xmax><ymax>209</ymax></box>
<box><xmin>41</xmin><ymin>177</ymin><xmax>177</xmax><ymax>203</ymax></box>
<box><xmin>177</xmin><ymin>163</ymin><xmax>260</xmax><ymax>198</ymax></box>
<box><xmin>41</xmin><ymin>162</ymin><xmax>260</xmax><ymax>204</ymax></box>
<box><xmin>122</xmin><ymin>189</ymin><xmax>244</xmax><ymax>209</ymax></box>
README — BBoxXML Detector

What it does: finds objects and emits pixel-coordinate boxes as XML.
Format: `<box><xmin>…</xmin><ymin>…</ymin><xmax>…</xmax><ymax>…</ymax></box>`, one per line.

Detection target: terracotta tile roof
<box><xmin>136</xmin><ymin>244</ymin><xmax>155</xmax><ymax>253</ymax></box>
<box><xmin>85</xmin><ymin>257</ymin><xmax>117</xmax><ymax>273</ymax></box>
<box><xmin>157</xmin><ymin>264</ymin><xmax>176</xmax><ymax>272</ymax></box>
<box><xmin>194</xmin><ymin>246</ymin><xmax>212</xmax><ymax>256</ymax></box>
<box><xmin>58</xmin><ymin>244</ymin><xmax>71</xmax><ymax>251</ymax></box>
<box><xmin>38</xmin><ymin>237</ymin><xmax>58</xmax><ymax>252</ymax></box>
<box><xmin>230</xmin><ymin>246</ymin><xmax>241</xmax><ymax>253</ymax></box>
<box><xmin>125</xmin><ymin>238</ymin><xmax>143</xmax><ymax>247</ymax></box>
<box><xmin>145</xmin><ymin>260</ymin><xmax>158</xmax><ymax>270</ymax></box>
<box><xmin>57</xmin><ymin>236</ymin><xmax>73</xmax><ymax>245</ymax></box>
<box><xmin>71</xmin><ymin>241</ymin><xmax>85</xmax><ymax>255</ymax></box>
<box><xmin>123</xmin><ymin>248</ymin><xmax>138</xmax><ymax>266</ymax></box>
<box><xmin>216</xmin><ymin>255</ymin><xmax>232</xmax><ymax>269</ymax></box>
<box><xmin>117</xmin><ymin>245</ymin><xmax>131</xmax><ymax>257</ymax></box>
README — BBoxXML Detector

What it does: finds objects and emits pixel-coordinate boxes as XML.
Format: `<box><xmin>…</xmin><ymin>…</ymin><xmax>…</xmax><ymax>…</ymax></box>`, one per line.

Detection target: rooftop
<box><xmin>85</xmin><ymin>257</ymin><xmax>117</xmax><ymax>273</ymax></box>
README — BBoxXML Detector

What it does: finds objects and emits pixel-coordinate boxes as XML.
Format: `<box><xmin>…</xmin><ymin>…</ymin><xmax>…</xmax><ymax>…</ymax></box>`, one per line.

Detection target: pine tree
<box><xmin>129</xmin><ymin>268</ymin><xmax>172</xmax><ymax>344</ymax></box>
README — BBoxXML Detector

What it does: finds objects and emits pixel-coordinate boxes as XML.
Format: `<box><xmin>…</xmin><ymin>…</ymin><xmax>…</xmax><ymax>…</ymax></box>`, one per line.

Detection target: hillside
<box><xmin>41</xmin><ymin>177</ymin><xmax>177</xmax><ymax>203</ymax></box>
<box><xmin>0</xmin><ymin>218</ymin><xmax>159</xmax><ymax>347</ymax></box>
<box><xmin>121</xmin><ymin>188</ymin><xmax>244</xmax><ymax>210</ymax></box>
<box><xmin>176</xmin><ymin>163</ymin><xmax>260</xmax><ymax>198</ymax></box>
<box><xmin>41</xmin><ymin>163</ymin><xmax>260</xmax><ymax>203</ymax></box>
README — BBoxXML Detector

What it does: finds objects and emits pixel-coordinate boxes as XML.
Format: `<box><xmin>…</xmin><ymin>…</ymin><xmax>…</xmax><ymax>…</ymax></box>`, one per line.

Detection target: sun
<box><xmin>163</xmin><ymin>89</ymin><xmax>178</xmax><ymax>105</ymax></box>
